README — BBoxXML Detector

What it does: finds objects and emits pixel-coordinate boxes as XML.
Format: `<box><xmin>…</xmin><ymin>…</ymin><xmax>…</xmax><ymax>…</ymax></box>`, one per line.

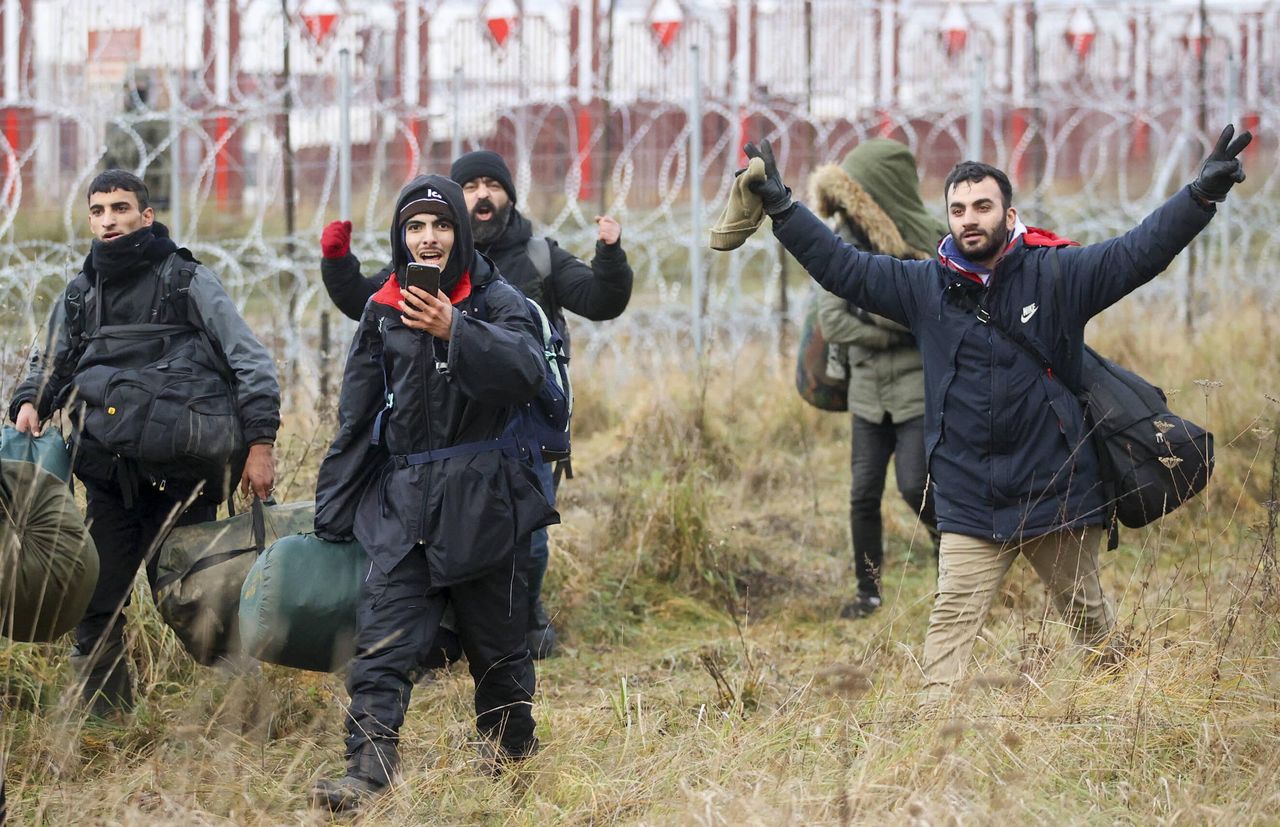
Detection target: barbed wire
<box><xmin>1</xmin><ymin>1</ymin><xmax>1276</xmax><ymax>409</ymax></box>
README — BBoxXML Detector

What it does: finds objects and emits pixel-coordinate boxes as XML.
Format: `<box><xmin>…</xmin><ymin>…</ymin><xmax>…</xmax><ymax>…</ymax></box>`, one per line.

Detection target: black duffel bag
<box><xmin>1078</xmin><ymin>348</ymin><xmax>1213</xmax><ymax>529</ymax></box>
<box><xmin>986</xmin><ymin>251</ymin><xmax>1214</xmax><ymax>538</ymax></box>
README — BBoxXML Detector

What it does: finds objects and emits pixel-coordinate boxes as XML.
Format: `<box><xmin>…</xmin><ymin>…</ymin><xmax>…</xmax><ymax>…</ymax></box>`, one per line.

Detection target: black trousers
<box><xmin>850</xmin><ymin>413</ymin><xmax>938</xmax><ymax>597</ymax></box>
<box><xmin>75</xmin><ymin>475</ymin><xmax>216</xmax><ymax>659</ymax></box>
<box><xmin>344</xmin><ymin>545</ymin><xmax>536</xmax><ymax>772</ymax></box>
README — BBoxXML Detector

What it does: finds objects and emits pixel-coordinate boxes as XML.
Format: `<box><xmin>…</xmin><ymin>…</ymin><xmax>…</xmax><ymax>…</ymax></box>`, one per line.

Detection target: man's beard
<box><xmin>471</xmin><ymin>199</ymin><xmax>511</xmax><ymax>245</ymax></box>
<box><xmin>956</xmin><ymin>226</ymin><xmax>1006</xmax><ymax>265</ymax></box>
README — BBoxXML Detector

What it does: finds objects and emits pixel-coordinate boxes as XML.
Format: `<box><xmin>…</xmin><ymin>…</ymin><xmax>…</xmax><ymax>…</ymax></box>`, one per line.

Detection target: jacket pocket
<box><xmin>136</xmin><ymin>373</ymin><xmax>244</xmax><ymax>472</ymax></box>
<box><xmin>91</xmin><ymin>376</ymin><xmax>154</xmax><ymax>455</ymax></box>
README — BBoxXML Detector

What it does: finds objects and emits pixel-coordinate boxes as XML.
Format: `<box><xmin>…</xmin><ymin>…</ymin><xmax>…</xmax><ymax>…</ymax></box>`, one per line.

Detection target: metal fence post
<box><xmin>690</xmin><ymin>42</ymin><xmax>704</xmax><ymax>360</ymax></box>
<box><xmin>1222</xmin><ymin>53</ymin><xmax>1237</xmax><ymax>284</ymax></box>
<box><xmin>451</xmin><ymin>65</ymin><xmax>463</xmax><ymax>161</ymax></box>
<box><xmin>322</xmin><ymin>47</ymin><xmax>353</xmax><ymax>403</ymax></box>
<box><xmin>167</xmin><ymin>70</ymin><xmax>183</xmax><ymax>243</ymax></box>
<box><xmin>338</xmin><ymin>48</ymin><xmax>352</xmax><ymax>220</ymax></box>
<box><xmin>968</xmin><ymin>54</ymin><xmax>985</xmax><ymax>160</ymax></box>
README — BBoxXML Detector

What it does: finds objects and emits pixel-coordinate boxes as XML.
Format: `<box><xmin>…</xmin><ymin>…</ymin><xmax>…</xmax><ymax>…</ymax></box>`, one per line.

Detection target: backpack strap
<box><xmin>525</xmin><ymin>236</ymin><xmax>561</xmax><ymax>322</ymax></box>
<box><xmin>975</xmin><ymin>254</ymin><xmax>1081</xmax><ymax>397</ymax></box>
<box><xmin>395</xmin><ymin>435</ymin><xmax>521</xmax><ymax>467</ymax></box>
<box><xmin>161</xmin><ymin>252</ymin><xmax>240</xmax><ymax>387</ymax></box>
<box><xmin>526</xmin><ymin>236</ymin><xmax>552</xmax><ymax>281</ymax></box>
<box><xmin>64</xmin><ymin>272</ymin><xmax>93</xmax><ymax>351</ymax></box>
<box><xmin>369</xmin><ymin>318</ymin><xmax>393</xmax><ymax>447</ymax></box>
<box><xmin>159</xmin><ymin>250</ymin><xmax>200</xmax><ymax>323</ymax></box>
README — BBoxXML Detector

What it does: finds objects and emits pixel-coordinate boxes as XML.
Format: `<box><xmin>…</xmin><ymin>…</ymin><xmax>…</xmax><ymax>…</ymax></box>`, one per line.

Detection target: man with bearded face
<box><xmin>319</xmin><ymin>150</ymin><xmax>634</xmax><ymax>660</ymax></box>
<box><xmin>8</xmin><ymin>170</ymin><xmax>280</xmax><ymax>716</ymax></box>
<box><xmin>732</xmin><ymin>125</ymin><xmax>1251</xmax><ymax>705</ymax></box>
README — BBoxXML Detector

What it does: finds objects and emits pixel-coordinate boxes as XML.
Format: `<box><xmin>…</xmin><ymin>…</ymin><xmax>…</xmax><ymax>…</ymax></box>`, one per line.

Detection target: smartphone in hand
<box><xmin>404</xmin><ymin>262</ymin><xmax>441</xmax><ymax>297</ymax></box>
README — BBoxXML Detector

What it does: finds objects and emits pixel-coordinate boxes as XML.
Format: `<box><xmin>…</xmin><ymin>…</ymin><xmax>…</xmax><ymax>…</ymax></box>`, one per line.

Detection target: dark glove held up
<box><xmin>742</xmin><ymin>140</ymin><xmax>793</xmax><ymax>216</ymax></box>
<box><xmin>321</xmin><ymin>220</ymin><xmax>353</xmax><ymax>259</ymax></box>
<box><xmin>1190</xmin><ymin>124</ymin><xmax>1252</xmax><ymax>203</ymax></box>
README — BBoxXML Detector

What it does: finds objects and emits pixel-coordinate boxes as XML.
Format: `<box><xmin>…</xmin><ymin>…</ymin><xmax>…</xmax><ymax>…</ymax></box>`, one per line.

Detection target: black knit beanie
<box><xmin>450</xmin><ymin>150</ymin><xmax>517</xmax><ymax>205</ymax></box>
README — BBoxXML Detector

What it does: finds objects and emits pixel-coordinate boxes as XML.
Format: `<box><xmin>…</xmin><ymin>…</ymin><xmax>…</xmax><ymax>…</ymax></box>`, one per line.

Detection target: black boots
<box><xmin>310</xmin><ymin>743</ymin><xmax>398</xmax><ymax>813</ymax></box>
<box><xmin>71</xmin><ymin>641</ymin><xmax>134</xmax><ymax>719</ymax></box>
<box><xmin>526</xmin><ymin>598</ymin><xmax>557</xmax><ymax>660</ymax></box>
<box><xmin>839</xmin><ymin>591</ymin><xmax>883</xmax><ymax>620</ymax></box>
<box><xmin>473</xmin><ymin>734</ymin><xmax>539</xmax><ymax>777</ymax></box>
<box><xmin>309</xmin><ymin>775</ymin><xmax>386</xmax><ymax>813</ymax></box>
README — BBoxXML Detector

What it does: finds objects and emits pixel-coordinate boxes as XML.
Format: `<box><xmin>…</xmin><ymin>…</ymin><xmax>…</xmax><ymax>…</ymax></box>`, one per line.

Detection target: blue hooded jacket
<box><xmin>775</xmin><ymin>186</ymin><xmax>1215</xmax><ymax>542</ymax></box>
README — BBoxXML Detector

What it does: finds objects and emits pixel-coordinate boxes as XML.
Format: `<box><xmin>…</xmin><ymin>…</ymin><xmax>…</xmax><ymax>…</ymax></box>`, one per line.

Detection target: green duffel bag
<box><xmin>238</xmin><ymin>532</ymin><xmax>366</xmax><ymax>672</ymax></box>
<box><xmin>154</xmin><ymin>498</ymin><xmax>315</xmax><ymax>666</ymax></box>
<box><xmin>0</xmin><ymin>455</ymin><xmax>99</xmax><ymax>642</ymax></box>
<box><xmin>0</xmin><ymin>426</ymin><xmax>72</xmax><ymax>482</ymax></box>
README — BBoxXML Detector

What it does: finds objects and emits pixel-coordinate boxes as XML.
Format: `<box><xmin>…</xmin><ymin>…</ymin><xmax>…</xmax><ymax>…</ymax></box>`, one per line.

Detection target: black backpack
<box><xmin>1076</xmin><ymin>349</ymin><xmax>1213</xmax><ymax>529</ymax></box>
<box><xmin>984</xmin><ymin>249</ymin><xmax>1214</xmax><ymax>541</ymax></box>
<box><xmin>61</xmin><ymin>253</ymin><xmax>245</xmax><ymax>496</ymax></box>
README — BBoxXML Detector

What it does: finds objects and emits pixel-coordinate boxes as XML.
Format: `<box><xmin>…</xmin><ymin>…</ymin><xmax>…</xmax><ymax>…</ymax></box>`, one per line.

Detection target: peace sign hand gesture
<box><xmin>1191</xmin><ymin>124</ymin><xmax>1253</xmax><ymax>203</ymax></box>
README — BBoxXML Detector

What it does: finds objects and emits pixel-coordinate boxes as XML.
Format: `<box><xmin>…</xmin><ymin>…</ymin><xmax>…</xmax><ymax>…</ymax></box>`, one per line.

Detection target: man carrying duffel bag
<box><xmin>308</xmin><ymin>175</ymin><xmax>555</xmax><ymax>812</ymax></box>
<box><xmin>7</xmin><ymin>170</ymin><xmax>280</xmax><ymax>718</ymax></box>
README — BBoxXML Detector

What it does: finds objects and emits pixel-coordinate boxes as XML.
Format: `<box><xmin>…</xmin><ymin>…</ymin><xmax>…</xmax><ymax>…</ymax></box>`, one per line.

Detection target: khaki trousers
<box><xmin>921</xmin><ymin>527</ymin><xmax>1114</xmax><ymax>699</ymax></box>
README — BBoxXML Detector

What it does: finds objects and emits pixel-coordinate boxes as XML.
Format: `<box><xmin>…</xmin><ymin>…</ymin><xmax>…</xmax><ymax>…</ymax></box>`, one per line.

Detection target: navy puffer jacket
<box><xmin>775</xmin><ymin>187</ymin><xmax>1215</xmax><ymax>542</ymax></box>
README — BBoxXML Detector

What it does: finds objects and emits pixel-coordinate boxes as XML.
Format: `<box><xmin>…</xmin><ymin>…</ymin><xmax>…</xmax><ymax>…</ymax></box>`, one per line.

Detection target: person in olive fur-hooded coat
<box><xmin>808</xmin><ymin>140</ymin><xmax>942</xmax><ymax>620</ymax></box>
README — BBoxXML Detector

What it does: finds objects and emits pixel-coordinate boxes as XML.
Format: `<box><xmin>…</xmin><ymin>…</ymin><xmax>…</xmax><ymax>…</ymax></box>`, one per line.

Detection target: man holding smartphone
<box><xmin>312</xmin><ymin>175</ymin><xmax>554</xmax><ymax>811</ymax></box>
<box><xmin>319</xmin><ymin>150</ymin><xmax>634</xmax><ymax>659</ymax></box>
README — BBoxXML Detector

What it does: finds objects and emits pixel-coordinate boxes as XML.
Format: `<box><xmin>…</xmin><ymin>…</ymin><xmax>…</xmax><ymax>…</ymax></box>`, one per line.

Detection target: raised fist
<box><xmin>321</xmin><ymin>220</ymin><xmax>353</xmax><ymax>259</ymax></box>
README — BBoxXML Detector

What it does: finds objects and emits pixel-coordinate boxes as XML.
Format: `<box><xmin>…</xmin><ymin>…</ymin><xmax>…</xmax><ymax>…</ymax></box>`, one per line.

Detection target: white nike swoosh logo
<box><xmin>1021</xmin><ymin>305</ymin><xmax>1038</xmax><ymax>323</ymax></box>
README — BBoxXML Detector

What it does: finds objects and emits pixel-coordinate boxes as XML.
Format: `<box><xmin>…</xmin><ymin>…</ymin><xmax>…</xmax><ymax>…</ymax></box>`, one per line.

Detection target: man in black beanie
<box><xmin>318</xmin><ymin>149</ymin><xmax>633</xmax><ymax>660</ymax></box>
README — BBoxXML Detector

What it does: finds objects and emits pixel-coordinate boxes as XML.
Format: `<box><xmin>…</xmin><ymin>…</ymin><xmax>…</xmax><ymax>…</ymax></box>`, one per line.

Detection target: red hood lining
<box><xmin>1021</xmin><ymin>226</ymin><xmax>1078</xmax><ymax>248</ymax></box>
<box><xmin>372</xmin><ymin>270</ymin><xmax>473</xmax><ymax>309</ymax></box>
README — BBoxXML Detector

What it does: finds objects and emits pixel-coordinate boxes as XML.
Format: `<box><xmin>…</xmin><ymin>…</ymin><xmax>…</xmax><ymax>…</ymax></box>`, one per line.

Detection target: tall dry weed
<box><xmin>1</xmin><ymin>291</ymin><xmax>1278</xmax><ymax>824</ymax></box>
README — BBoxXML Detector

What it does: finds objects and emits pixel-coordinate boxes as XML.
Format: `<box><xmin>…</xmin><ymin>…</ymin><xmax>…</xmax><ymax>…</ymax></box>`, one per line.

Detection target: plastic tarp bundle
<box><xmin>0</xmin><ymin>426</ymin><xmax>72</xmax><ymax>481</ymax></box>
<box><xmin>0</xmin><ymin>429</ymin><xmax>99</xmax><ymax>642</ymax></box>
<box><xmin>238</xmin><ymin>533</ymin><xmax>366</xmax><ymax>672</ymax></box>
<box><xmin>154</xmin><ymin>499</ymin><xmax>315</xmax><ymax>665</ymax></box>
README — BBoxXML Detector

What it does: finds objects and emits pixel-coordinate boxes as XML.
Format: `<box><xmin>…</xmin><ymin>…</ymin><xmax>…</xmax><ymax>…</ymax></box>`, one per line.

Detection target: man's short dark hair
<box><xmin>88</xmin><ymin>169</ymin><xmax>150</xmax><ymax>211</ymax></box>
<box><xmin>944</xmin><ymin>161</ymin><xmax>1013</xmax><ymax>211</ymax></box>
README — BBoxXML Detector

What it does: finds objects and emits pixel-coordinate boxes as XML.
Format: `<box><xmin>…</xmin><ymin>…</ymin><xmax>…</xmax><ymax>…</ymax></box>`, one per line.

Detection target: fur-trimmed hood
<box><xmin>809</xmin><ymin>164</ymin><xmax>928</xmax><ymax>259</ymax></box>
<box><xmin>807</xmin><ymin>139</ymin><xmax>946</xmax><ymax>261</ymax></box>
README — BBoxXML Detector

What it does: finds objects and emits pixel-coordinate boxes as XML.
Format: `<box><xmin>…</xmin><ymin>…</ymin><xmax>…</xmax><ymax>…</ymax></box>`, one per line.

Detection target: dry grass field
<box><xmin>1</xmin><ymin>290</ymin><xmax>1278</xmax><ymax>825</ymax></box>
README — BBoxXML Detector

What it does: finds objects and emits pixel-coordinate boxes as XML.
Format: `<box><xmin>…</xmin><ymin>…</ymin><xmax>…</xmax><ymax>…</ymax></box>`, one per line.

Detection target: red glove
<box><xmin>321</xmin><ymin>220</ymin><xmax>352</xmax><ymax>259</ymax></box>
